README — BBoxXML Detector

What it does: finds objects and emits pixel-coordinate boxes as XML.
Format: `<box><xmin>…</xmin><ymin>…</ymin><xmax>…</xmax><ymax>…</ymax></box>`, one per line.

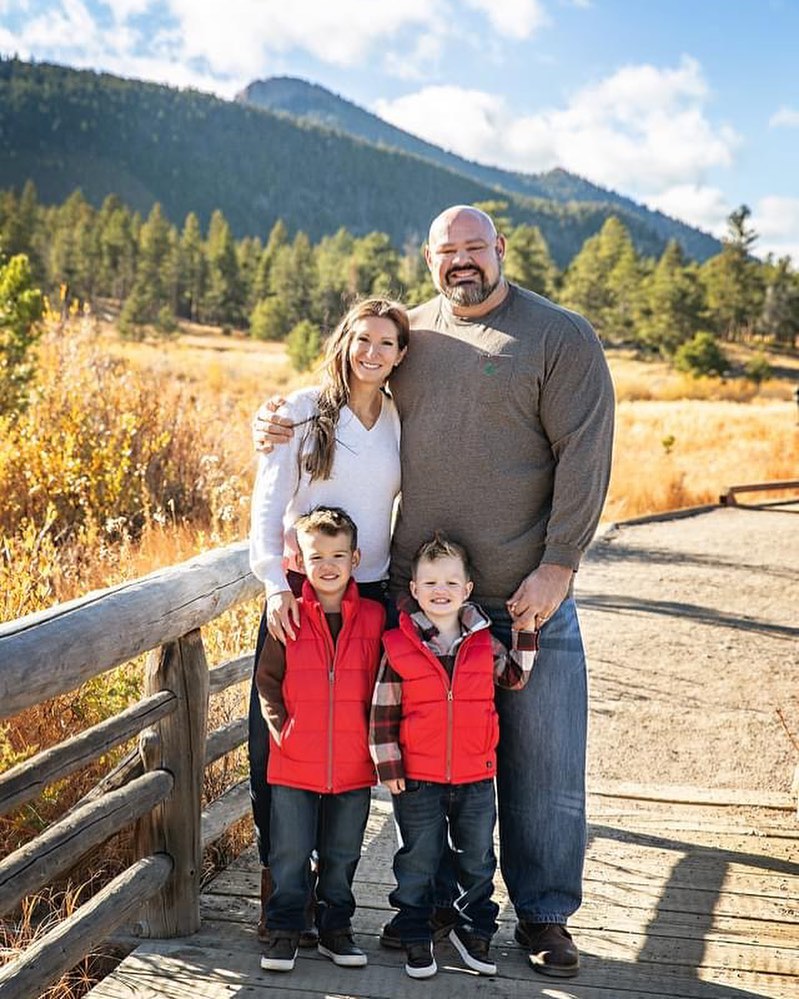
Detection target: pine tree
<box><xmin>504</xmin><ymin>224</ymin><xmax>557</xmax><ymax>297</ymax></box>
<box><xmin>701</xmin><ymin>205</ymin><xmax>764</xmax><ymax>340</ymax></box>
<box><xmin>638</xmin><ymin>240</ymin><xmax>704</xmax><ymax>355</ymax></box>
<box><xmin>204</xmin><ymin>209</ymin><xmax>244</xmax><ymax>327</ymax></box>
<box><xmin>0</xmin><ymin>253</ymin><xmax>44</xmax><ymax>414</ymax></box>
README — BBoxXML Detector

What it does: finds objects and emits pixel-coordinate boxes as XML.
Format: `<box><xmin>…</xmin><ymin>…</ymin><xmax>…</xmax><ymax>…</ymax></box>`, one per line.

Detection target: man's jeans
<box><xmin>267</xmin><ymin>784</ymin><xmax>370</xmax><ymax>933</ymax></box>
<box><xmin>389</xmin><ymin>778</ymin><xmax>499</xmax><ymax>943</ymax></box>
<box><xmin>492</xmin><ymin>596</ymin><xmax>587</xmax><ymax>923</ymax></box>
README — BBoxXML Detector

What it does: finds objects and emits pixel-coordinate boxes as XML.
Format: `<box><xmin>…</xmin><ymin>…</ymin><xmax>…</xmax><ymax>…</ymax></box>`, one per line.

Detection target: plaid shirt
<box><xmin>369</xmin><ymin>602</ymin><xmax>538</xmax><ymax>783</ymax></box>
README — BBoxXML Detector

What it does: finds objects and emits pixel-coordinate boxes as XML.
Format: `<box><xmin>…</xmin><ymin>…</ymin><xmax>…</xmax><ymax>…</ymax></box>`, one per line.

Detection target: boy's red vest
<box><xmin>381</xmin><ymin>611</ymin><xmax>499</xmax><ymax>784</ymax></box>
<box><xmin>268</xmin><ymin>579</ymin><xmax>385</xmax><ymax>793</ymax></box>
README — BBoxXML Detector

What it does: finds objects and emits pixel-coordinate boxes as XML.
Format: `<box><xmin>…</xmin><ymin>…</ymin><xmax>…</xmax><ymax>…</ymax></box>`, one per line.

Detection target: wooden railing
<box><xmin>0</xmin><ymin>542</ymin><xmax>262</xmax><ymax>999</ymax></box>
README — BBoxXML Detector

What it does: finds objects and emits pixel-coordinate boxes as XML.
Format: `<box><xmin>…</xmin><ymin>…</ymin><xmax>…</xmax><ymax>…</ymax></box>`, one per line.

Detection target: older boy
<box><xmin>370</xmin><ymin>532</ymin><xmax>537</xmax><ymax>979</ymax></box>
<box><xmin>256</xmin><ymin>507</ymin><xmax>385</xmax><ymax>972</ymax></box>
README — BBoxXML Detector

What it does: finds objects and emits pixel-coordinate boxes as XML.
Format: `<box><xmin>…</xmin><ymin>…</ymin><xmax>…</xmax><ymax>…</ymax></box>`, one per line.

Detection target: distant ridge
<box><xmin>237</xmin><ymin>76</ymin><xmax>721</xmax><ymax>263</ymax></box>
<box><xmin>0</xmin><ymin>58</ymin><xmax>721</xmax><ymax>266</ymax></box>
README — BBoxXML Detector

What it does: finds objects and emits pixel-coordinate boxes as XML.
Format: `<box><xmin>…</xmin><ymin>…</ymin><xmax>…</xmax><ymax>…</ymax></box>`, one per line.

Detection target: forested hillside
<box><xmin>238</xmin><ymin>76</ymin><xmax>722</xmax><ymax>263</ymax></box>
<box><xmin>2</xmin><ymin>58</ymin><xmax>708</xmax><ymax>267</ymax></box>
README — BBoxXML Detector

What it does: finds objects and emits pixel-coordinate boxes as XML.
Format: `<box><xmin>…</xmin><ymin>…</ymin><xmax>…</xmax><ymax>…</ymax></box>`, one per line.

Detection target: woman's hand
<box><xmin>253</xmin><ymin>397</ymin><xmax>293</xmax><ymax>454</ymax></box>
<box><xmin>266</xmin><ymin>590</ymin><xmax>300</xmax><ymax>643</ymax></box>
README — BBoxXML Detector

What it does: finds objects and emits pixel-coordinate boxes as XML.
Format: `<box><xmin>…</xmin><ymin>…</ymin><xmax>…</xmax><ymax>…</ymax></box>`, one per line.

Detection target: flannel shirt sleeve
<box><xmin>369</xmin><ymin>653</ymin><xmax>405</xmax><ymax>782</ymax></box>
<box><xmin>493</xmin><ymin>629</ymin><xmax>538</xmax><ymax>690</ymax></box>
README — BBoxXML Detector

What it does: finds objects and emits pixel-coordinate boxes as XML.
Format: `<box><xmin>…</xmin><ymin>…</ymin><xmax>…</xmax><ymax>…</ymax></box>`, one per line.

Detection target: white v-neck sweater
<box><xmin>249</xmin><ymin>386</ymin><xmax>401</xmax><ymax>596</ymax></box>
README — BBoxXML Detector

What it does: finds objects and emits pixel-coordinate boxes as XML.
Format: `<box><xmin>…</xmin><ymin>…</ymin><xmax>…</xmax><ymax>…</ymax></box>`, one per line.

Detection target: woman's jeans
<box><xmin>389</xmin><ymin>778</ymin><xmax>499</xmax><ymax>943</ymax></box>
<box><xmin>267</xmin><ymin>785</ymin><xmax>370</xmax><ymax>933</ymax></box>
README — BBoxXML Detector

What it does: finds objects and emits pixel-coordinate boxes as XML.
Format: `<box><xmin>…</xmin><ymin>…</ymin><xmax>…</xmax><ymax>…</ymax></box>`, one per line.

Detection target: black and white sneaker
<box><xmin>449</xmin><ymin>925</ymin><xmax>496</xmax><ymax>975</ymax></box>
<box><xmin>318</xmin><ymin>930</ymin><xmax>368</xmax><ymax>967</ymax></box>
<box><xmin>260</xmin><ymin>931</ymin><xmax>299</xmax><ymax>971</ymax></box>
<box><xmin>405</xmin><ymin>940</ymin><xmax>437</xmax><ymax>979</ymax></box>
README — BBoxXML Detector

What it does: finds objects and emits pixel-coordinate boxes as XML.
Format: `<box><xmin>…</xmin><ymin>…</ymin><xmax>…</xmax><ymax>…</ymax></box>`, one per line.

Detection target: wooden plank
<box><xmin>0</xmin><ymin>770</ymin><xmax>172</xmax><ymax>915</ymax></box>
<box><xmin>0</xmin><ymin>541</ymin><xmax>260</xmax><ymax>719</ymax></box>
<box><xmin>0</xmin><ymin>854</ymin><xmax>172</xmax><ymax>999</ymax></box>
<box><xmin>86</xmin><ymin>935</ymin><xmax>799</xmax><ymax>999</ymax></box>
<box><xmin>204</xmin><ymin>716</ymin><xmax>247</xmax><ymax>766</ymax></box>
<box><xmin>133</xmin><ymin>632</ymin><xmax>208</xmax><ymax>937</ymax></box>
<box><xmin>0</xmin><ymin>691</ymin><xmax>175</xmax><ymax>817</ymax></box>
<box><xmin>208</xmin><ymin>653</ymin><xmax>251</xmax><ymax>695</ymax></box>
<box><xmin>201</xmin><ymin>779</ymin><xmax>251</xmax><ymax>849</ymax></box>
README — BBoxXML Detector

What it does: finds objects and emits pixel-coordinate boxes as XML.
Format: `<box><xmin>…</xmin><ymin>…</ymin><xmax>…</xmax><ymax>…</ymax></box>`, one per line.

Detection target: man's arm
<box><xmin>510</xmin><ymin>317</ymin><xmax>614</xmax><ymax>630</ymax></box>
<box><xmin>369</xmin><ymin>654</ymin><xmax>406</xmax><ymax>793</ymax></box>
<box><xmin>253</xmin><ymin>397</ymin><xmax>293</xmax><ymax>453</ymax></box>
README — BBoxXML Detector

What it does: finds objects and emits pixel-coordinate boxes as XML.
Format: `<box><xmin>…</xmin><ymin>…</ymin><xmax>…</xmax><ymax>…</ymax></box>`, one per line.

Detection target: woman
<box><xmin>248</xmin><ymin>297</ymin><xmax>409</xmax><ymax>943</ymax></box>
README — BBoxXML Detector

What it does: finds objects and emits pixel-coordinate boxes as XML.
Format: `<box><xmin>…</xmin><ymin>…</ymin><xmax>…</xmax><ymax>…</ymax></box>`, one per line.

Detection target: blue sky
<box><xmin>2</xmin><ymin>0</ymin><xmax>798</xmax><ymax>261</ymax></box>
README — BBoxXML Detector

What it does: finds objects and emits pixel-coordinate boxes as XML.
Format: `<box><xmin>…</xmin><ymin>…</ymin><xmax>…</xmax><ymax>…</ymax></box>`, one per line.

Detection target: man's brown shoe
<box><xmin>515</xmin><ymin>921</ymin><xmax>579</xmax><ymax>978</ymax></box>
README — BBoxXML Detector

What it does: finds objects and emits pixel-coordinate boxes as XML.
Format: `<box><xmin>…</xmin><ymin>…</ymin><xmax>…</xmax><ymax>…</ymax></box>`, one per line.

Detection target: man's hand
<box><xmin>267</xmin><ymin>590</ymin><xmax>300</xmax><ymax>643</ymax></box>
<box><xmin>384</xmin><ymin>778</ymin><xmax>405</xmax><ymax>795</ymax></box>
<box><xmin>507</xmin><ymin>563</ymin><xmax>573</xmax><ymax>631</ymax></box>
<box><xmin>253</xmin><ymin>396</ymin><xmax>293</xmax><ymax>454</ymax></box>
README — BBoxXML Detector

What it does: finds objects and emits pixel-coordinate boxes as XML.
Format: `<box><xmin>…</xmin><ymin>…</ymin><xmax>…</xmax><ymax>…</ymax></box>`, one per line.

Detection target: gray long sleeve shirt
<box><xmin>388</xmin><ymin>284</ymin><xmax>615</xmax><ymax>609</ymax></box>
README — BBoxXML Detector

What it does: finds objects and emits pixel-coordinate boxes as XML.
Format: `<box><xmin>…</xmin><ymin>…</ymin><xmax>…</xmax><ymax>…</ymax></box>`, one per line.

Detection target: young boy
<box><xmin>369</xmin><ymin>531</ymin><xmax>537</xmax><ymax>980</ymax></box>
<box><xmin>256</xmin><ymin>506</ymin><xmax>385</xmax><ymax>973</ymax></box>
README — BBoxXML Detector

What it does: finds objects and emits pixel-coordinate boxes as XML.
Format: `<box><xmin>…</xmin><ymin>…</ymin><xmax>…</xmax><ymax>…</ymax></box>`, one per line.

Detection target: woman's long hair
<box><xmin>300</xmin><ymin>297</ymin><xmax>409</xmax><ymax>483</ymax></box>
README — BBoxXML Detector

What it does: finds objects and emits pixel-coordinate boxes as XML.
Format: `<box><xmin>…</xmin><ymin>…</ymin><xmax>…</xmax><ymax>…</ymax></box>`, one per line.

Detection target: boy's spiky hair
<box><xmin>411</xmin><ymin>530</ymin><xmax>472</xmax><ymax>578</ymax></box>
<box><xmin>294</xmin><ymin>506</ymin><xmax>358</xmax><ymax>550</ymax></box>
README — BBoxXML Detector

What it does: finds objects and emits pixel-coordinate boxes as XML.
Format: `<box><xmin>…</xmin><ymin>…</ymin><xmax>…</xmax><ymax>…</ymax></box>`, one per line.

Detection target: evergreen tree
<box><xmin>314</xmin><ymin>227</ymin><xmax>355</xmax><ymax>324</ymax></box>
<box><xmin>96</xmin><ymin>195</ymin><xmax>137</xmax><ymax>299</ymax></box>
<box><xmin>0</xmin><ymin>253</ymin><xmax>44</xmax><ymax>414</ymax></box>
<box><xmin>49</xmin><ymin>190</ymin><xmax>98</xmax><ymax>304</ymax></box>
<box><xmin>253</xmin><ymin>219</ymin><xmax>288</xmax><ymax>303</ymax></box>
<box><xmin>637</xmin><ymin>240</ymin><xmax>704</xmax><ymax>355</ymax></box>
<box><xmin>177</xmin><ymin>212</ymin><xmax>206</xmax><ymax>322</ymax></box>
<box><xmin>503</xmin><ymin>223</ymin><xmax>557</xmax><ymax>297</ymax></box>
<box><xmin>701</xmin><ymin>205</ymin><xmax>764</xmax><ymax>340</ymax></box>
<box><xmin>204</xmin><ymin>209</ymin><xmax>244</xmax><ymax>327</ymax></box>
<box><xmin>349</xmin><ymin>231</ymin><xmax>400</xmax><ymax>297</ymax></box>
<box><xmin>120</xmin><ymin>202</ymin><xmax>173</xmax><ymax>326</ymax></box>
<box><xmin>759</xmin><ymin>256</ymin><xmax>799</xmax><ymax>347</ymax></box>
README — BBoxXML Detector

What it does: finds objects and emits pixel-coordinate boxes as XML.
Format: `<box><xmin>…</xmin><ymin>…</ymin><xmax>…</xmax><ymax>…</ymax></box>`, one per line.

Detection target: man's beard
<box><xmin>442</xmin><ymin>267</ymin><xmax>500</xmax><ymax>306</ymax></box>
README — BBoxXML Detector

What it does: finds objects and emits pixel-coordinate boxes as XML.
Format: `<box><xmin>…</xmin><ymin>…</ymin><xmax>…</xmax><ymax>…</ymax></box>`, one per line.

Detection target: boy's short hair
<box><xmin>411</xmin><ymin>530</ymin><xmax>472</xmax><ymax>579</ymax></box>
<box><xmin>294</xmin><ymin>506</ymin><xmax>358</xmax><ymax>550</ymax></box>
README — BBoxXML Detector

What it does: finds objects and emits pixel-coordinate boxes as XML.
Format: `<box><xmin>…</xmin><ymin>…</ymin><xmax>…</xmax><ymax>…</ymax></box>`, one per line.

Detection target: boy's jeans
<box><xmin>267</xmin><ymin>785</ymin><xmax>370</xmax><ymax>934</ymax></box>
<box><xmin>492</xmin><ymin>596</ymin><xmax>587</xmax><ymax>923</ymax></box>
<box><xmin>388</xmin><ymin>778</ymin><xmax>499</xmax><ymax>943</ymax></box>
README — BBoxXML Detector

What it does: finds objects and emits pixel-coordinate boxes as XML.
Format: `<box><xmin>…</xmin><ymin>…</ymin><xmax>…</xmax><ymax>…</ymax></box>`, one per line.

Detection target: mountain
<box><xmin>0</xmin><ymin>58</ymin><xmax>720</xmax><ymax>267</ymax></box>
<box><xmin>237</xmin><ymin>76</ymin><xmax>721</xmax><ymax>264</ymax></box>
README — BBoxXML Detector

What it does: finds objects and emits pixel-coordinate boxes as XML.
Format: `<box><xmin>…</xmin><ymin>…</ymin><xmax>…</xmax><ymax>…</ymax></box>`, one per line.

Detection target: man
<box><xmin>255</xmin><ymin>205</ymin><xmax>614</xmax><ymax>978</ymax></box>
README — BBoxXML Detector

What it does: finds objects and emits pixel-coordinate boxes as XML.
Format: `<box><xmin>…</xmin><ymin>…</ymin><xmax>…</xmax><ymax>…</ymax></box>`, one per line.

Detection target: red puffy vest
<box><xmin>268</xmin><ymin>579</ymin><xmax>385</xmax><ymax>793</ymax></box>
<box><xmin>381</xmin><ymin>612</ymin><xmax>499</xmax><ymax>784</ymax></box>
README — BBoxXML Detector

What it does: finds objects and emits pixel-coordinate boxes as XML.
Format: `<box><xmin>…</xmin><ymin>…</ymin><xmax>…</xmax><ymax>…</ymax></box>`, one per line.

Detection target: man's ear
<box><xmin>496</xmin><ymin>234</ymin><xmax>507</xmax><ymax>260</ymax></box>
<box><xmin>423</xmin><ymin>244</ymin><xmax>433</xmax><ymax>269</ymax></box>
<box><xmin>351</xmin><ymin>547</ymin><xmax>361</xmax><ymax>569</ymax></box>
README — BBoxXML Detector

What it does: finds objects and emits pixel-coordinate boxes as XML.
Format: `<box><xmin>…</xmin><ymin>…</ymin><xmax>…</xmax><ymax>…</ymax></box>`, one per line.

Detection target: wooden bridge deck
<box><xmin>89</xmin><ymin>788</ymin><xmax>797</xmax><ymax>998</ymax></box>
<box><xmin>89</xmin><ymin>506</ymin><xmax>799</xmax><ymax>998</ymax></box>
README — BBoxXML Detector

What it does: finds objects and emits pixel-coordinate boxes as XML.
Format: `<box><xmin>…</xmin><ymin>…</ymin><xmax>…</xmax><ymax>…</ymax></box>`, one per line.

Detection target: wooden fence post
<box><xmin>133</xmin><ymin>629</ymin><xmax>209</xmax><ymax>936</ymax></box>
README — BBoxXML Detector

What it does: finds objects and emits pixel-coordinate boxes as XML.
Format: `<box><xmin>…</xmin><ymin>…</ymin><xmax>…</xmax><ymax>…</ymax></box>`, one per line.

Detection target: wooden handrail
<box><xmin>0</xmin><ymin>542</ymin><xmax>263</xmax><ymax>997</ymax></box>
<box><xmin>0</xmin><ymin>541</ymin><xmax>260</xmax><ymax>718</ymax></box>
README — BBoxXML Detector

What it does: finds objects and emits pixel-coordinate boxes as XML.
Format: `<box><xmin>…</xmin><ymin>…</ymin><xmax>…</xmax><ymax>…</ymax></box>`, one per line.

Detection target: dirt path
<box><xmin>577</xmin><ymin>505</ymin><xmax>799</xmax><ymax>795</ymax></box>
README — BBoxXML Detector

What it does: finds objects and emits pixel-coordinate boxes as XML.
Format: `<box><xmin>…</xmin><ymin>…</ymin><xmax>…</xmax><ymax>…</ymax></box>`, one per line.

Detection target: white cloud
<box><xmin>164</xmin><ymin>0</ymin><xmax>443</xmax><ymax>76</ymax></box>
<box><xmin>464</xmin><ymin>0</ymin><xmax>549</xmax><ymax>39</ymax></box>
<box><xmin>769</xmin><ymin>105</ymin><xmax>799</xmax><ymax>128</ymax></box>
<box><xmin>384</xmin><ymin>34</ymin><xmax>445</xmax><ymax>82</ymax></box>
<box><xmin>752</xmin><ymin>195</ymin><xmax>799</xmax><ymax>252</ymax></box>
<box><xmin>644</xmin><ymin>184</ymin><xmax>731</xmax><ymax>235</ymax></box>
<box><xmin>375</xmin><ymin>57</ymin><xmax>741</xmax><ymax>206</ymax></box>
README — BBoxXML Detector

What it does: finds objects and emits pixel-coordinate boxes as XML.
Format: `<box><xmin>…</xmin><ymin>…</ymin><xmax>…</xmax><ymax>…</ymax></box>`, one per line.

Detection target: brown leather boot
<box><xmin>257</xmin><ymin>867</ymin><xmax>273</xmax><ymax>942</ymax></box>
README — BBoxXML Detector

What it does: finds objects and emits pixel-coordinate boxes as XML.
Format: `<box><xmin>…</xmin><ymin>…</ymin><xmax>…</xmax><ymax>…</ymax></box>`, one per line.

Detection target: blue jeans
<box><xmin>267</xmin><ymin>784</ymin><xmax>370</xmax><ymax>933</ymax></box>
<box><xmin>492</xmin><ymin>596</ymin><xmax>587</xmax><ymax>923</ymax></box>
<box><xmin>248</xmin><ymin>578</ymin><xmax>389</xmax><ymax>866</ymax></box>
<box><xmin>389</xmin><ymin>778</ymin><xmax>499</xmax><ymax>943</ymax></box>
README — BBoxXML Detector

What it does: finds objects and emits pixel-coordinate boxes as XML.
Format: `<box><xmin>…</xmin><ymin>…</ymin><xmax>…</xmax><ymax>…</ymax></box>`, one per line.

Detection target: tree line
<box><xmin>1</xmin><ymin>183</ymin><xmax>797</xmax><ymax>380</ymax></box>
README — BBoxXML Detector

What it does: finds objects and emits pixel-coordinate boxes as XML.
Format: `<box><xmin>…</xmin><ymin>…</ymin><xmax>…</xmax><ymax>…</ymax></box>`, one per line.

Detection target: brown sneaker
<box><xmin>515</xmin><ymin>921</ymin><xmax>579</xmax><ymax>978</ymax></box>
<box><xmin>256</xmin><ymin>867</ymin><xmax>273</xmax><ymax>942</ymax></box>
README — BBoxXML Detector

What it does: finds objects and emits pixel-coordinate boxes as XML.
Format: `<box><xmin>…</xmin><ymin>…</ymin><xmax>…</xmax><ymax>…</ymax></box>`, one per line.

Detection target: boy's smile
<box><xmin>410</xmin><ymin>554</ymin><xmax>473</xmax><ymax>631</ymax></box>
<box><xmin>296</xmin><ymin>529</ymin><xmax>360</xmax><ymax>611</ymax></box>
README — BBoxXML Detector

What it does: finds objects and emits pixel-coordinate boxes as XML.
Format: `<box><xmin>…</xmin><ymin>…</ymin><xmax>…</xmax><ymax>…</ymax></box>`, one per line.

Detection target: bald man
<box><xmin>254</xmin><ymin>205</ymin><xmax>615</xmax><ymax>978</ymax></box>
